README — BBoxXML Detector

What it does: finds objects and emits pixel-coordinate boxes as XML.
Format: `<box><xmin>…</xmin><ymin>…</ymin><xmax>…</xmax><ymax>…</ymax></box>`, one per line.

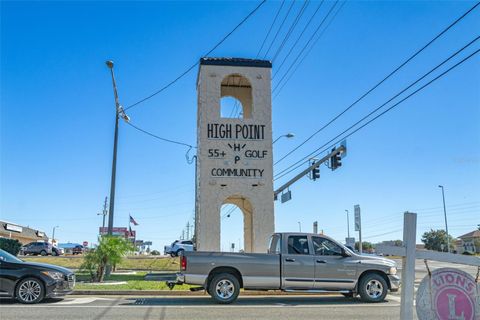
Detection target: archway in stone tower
<box><xmin>220</xmin><ymin>196</ymin><xmax>253</xmax><ymax>253</ymax></box>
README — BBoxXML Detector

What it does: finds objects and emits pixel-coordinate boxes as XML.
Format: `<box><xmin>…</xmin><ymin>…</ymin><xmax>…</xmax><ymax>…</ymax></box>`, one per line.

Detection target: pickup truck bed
<box><xmin>179</xmin><ymin>252</ymin><xmax>281</xmax><ymax>289</ymax></box>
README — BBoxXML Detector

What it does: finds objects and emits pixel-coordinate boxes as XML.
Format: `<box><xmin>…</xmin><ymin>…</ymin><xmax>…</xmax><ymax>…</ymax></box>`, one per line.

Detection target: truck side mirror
<box><xmin>341</xmin><ymin>248</ymin><xmax>351</xmax><ymax>257</ymax></box>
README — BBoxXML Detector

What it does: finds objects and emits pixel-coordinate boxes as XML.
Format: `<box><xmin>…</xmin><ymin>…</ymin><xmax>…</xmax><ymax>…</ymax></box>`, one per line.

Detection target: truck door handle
<box><xmin>285</xmin><ymin>258</ymin><xmax>296</xmax><ymax>262</ymax></box>
<box><xmin>316</xmin><ymin>260</ymin><xmax>327</xmax><ymax>264</ymax></box>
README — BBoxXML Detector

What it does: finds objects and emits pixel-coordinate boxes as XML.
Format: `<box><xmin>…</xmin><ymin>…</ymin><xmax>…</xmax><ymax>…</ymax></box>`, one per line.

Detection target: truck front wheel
<box><xmin>358</xmin><ymin>273</ymin><xmax>388</xmax><ymax>303</ymax></box>
<box><xmin>208</xmin><ymin>273</ymin><xmax>240</xmax><ymax>304</ymax></box>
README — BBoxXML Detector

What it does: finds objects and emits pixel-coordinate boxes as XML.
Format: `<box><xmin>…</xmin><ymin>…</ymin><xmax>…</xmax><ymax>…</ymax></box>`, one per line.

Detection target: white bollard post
<box><xmin>400</xmin><ymin>212</ymin><xmax>417</xmax><ymax>320</ymax></box>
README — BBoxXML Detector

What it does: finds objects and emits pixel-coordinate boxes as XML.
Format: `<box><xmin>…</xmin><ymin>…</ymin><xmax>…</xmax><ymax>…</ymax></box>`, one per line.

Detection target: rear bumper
<box><xmin>167</xmin><ymin>273</ymin><xmax>207</xmax><ymax>287</ymax></box>
<box><xmin>176</xmin><ymin>274</ymin><xmax>185</xmax><ymax>284</ymax></box>
<box><xmin>388</xmin><ymin>274</ymin><xmax>400</xmax><ymax>292</ymax></box>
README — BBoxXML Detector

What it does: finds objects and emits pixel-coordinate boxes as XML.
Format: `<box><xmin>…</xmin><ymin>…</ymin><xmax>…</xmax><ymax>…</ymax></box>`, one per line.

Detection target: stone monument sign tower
<box><xmin>196</xmin><ymin>57</ymin><xmax>274</xmax><ymax>253</ymax></box>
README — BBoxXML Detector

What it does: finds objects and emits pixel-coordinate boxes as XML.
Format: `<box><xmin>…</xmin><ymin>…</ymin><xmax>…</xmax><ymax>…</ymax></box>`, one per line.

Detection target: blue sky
<box><xmin>1</xmin><ymin>1</ymin><xmax>479</xmax><ymax>251</ymax></box>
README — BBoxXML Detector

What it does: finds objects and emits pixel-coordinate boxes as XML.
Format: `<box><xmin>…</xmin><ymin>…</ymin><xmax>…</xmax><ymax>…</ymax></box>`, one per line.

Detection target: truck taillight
<box><xmin>180</xmin><ymin>256</ymin><xmax>187</xmax><ymax>271</ymax></box>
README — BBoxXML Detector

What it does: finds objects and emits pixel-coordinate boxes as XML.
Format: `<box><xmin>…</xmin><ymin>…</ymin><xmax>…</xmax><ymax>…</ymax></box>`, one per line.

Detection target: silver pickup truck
<box><xmin>168</xmin><ymin>232</ymin><xmax>400</xmax><ymax>304</ymax></box>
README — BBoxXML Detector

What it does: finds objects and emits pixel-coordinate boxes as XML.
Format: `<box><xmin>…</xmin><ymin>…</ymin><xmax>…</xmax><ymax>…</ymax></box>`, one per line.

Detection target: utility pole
<box><xmin>298</xmin><ymin>222</ymin><xmax>302</xmax><ymax>232</ymax></box>
<box><xmin>97</xmin><ymin>197</ymin><xmax>108</xmax><ymax>229</ymax></box>
<box><xmin>186</xmin><ymin>222</ymin><xmax>190</xmax><ymax>240</ymax></box>
<box><xmin>438</xmin><ymin>185</ymin><xmax>450</xmax><ymax>252</ymax></box>
<box><xmin>106</xmin><ymin>60</ymin><xmax>120</xmax><ymax>236</ymax></box>
<box><xmin>354</xmin><ymin>205</ymin><xmax>362</xmax><ymax>254</ymax></box>
<box><xmin>345</xmin><ymin>209</ymin><xmax>350</xmax><ymax>239</ymax></box>
<box><xmin>105</xmin><ymin>61</ymin><xmax>129</xmax><ymax>236</ymax></box>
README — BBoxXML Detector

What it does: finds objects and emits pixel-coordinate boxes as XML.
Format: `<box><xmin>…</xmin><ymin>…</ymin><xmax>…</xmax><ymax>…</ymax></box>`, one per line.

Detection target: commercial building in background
<box><xmin>457</xmin><ymin>229</ymin><xmax>480</xmax><ymax>254</ymax></box>
<box><xmin>0</xmin><ymin>220</ymin><xmax>48</xmax><ymax>244</ymax></box>
<box><xmin>99</xmin><ymin>227</ymin><xmax>135</xmax><ymax>240</ymax></box>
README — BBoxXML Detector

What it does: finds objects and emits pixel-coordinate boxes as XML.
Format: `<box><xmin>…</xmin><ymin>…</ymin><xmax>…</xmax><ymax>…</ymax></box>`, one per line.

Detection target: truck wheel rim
<box><xmin>215</xmin><ymin>279</ymin><xmax>234</xmax><ymax>299</ymax></box>
<box><xmin>366</xmin><ymin>279</ymin><xmax>383</xmax><ymax>299</ymax></box>
<box><xmin>18</xmin><ymin>280</ymin><xmax>41</xmax><ymax>302</ymax></box>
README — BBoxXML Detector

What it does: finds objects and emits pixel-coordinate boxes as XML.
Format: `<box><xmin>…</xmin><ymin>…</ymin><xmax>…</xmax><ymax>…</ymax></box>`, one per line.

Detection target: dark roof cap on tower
<box><xmin>200</xmin><ymin>57</ymin><xmax>272</xmax><ymax>68</ymax></box>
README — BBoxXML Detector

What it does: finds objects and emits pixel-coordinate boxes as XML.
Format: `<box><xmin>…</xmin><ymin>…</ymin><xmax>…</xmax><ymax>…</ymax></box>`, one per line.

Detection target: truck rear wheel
<box><xmin>358</xmin><ymin>273</ymin><xmax>388</xmax><ymax>303</ymax></box>
<box><xmin>208</xmin><ymin>273</ymin><xmax>240</xmax><ymax>304</ymax></box>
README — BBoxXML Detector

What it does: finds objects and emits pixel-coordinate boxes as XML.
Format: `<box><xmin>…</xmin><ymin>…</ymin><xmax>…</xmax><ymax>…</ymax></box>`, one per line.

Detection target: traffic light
<box><xmin>312</xmin><ymin>162</ymin><xmax>320</xmax><ymax>180</ymax></box>
<box><xmin>330</xmin><ymin>147</ymin><xmax>342</xmax><ymax>170</ymax></box>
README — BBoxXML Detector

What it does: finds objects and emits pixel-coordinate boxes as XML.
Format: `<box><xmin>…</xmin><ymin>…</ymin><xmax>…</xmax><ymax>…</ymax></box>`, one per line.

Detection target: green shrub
<box><xmin>80</xmin><ymin>236</ymin><xmax>134</xmax><ymax>282</ymax></box>
<box><xmin>0</xmin><ymin>238</ymin><xmax>22</xmax><ymax>255</ymax></box>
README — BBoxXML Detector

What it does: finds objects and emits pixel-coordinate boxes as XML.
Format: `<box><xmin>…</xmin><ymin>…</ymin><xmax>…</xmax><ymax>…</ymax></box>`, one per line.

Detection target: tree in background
<box><xmin>150</xmin><ymin>250</ymin><xmax>160</xmax><ymax>256</ymax></box>
<box><xmin>355</xmin><ymin>241</ymin><xmax>374</xmax><ymax>253</ymax></box>
<box><xmin>80</xmin><ymin>236</ymin><xmax>134</xmax><ymax>282</ymax></box>
<box><xmin>0</xmin><ymin>238</ymin><xmax>22</xmax><ymax>255</ymax></box>
<box><xmin>421</xmin><ymin>229</ymin><xmax>454</xmax><ymax>252</ymax></box>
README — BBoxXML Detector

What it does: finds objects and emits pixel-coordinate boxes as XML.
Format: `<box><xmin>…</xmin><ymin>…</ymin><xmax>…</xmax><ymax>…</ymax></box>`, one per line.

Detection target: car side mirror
<box><xmin>341</xmin><ymin>248</ymin><xmax>351</xmax><ymax>257</ymax></box>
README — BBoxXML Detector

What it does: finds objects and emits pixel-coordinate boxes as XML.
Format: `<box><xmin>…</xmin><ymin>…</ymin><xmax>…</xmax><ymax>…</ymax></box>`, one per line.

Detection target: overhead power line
<box><xmin>126</xmin><ymin>121</ymin><xmax>195</xmax><ymax>148</ymax></box>
<box><xmin>273</xmin><ymin>0</ymin><xmax>326</xmax><ymax>78</ymax></box>
<box><xmin>124</xmin><ymin>0</ymin><xmax>267</xmax><ymax>112</ymax></box>
<box><xmin>274</xmin><ymin>41</ymin><xmax>480</xmax><ymax>181</ymax></box>
<box><xmin>263</xmin><ymin>0</ymin><xmax>297</xmax><ymax>58</ymax></box>
<box><xmin>273</xmin><ymin>0</ymin><xmax>346</xmax><ymax>97</ymax></box>
<box><xmin>274</xmin><ymin>1</ymin><xmax>480</xmax><ymax>166</ymax></box>
<box><xmin>256</xmin><ymin>0</ymin><xmax>286</xmax><ymax>58</ymax></box>
<box><xmin>272</xmin><ymin>0</ymin><xmax>340</xmax><ymax>93</ymax></box>
<box><xmin>271</xmin><ymin>0</ymin><xmax>311</xmax><ymax>62</ymax></box>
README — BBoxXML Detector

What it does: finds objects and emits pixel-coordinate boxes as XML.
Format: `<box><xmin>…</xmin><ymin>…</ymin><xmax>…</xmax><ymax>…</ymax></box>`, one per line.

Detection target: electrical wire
<box><xmin>273</xmin><ymin>0</ymin><xmax>325</xmax><ymax>78</ymax></box>
<box><xmin>263</xmin><ymin>0</ymin><xmax>297</xmax><ymax>58</ymax></box>
<box><xmin>124</xmin><ymin>0</ymin><xmax>267</xmax><ymax>112</ymax></box>
<box><xmin>273</xmin><ymin>0</ymin><xmax>346</xmax><ymax>97</ymax></box>
<box><xmin>274</xmin><ymin>42</ymin><xmax>480</xmax><ymax>181</ymax></box>
<box><xmin>271</xmin><ymin>0</ymin><xmax>310</xmax><ymax>62</ymax></box>
<box><xmin>274</xmin><ymin>1</ymin><xmax>480</xmax><ymax>165</ymax></box>
<box><xmin>126</xmin><ymin>121</ymin><xmax>195</xmax><ymax>148</ymax></box>
<box><xmin>274</xmin><ymin>36</ymin><xmax>479</xmax><ymax>179</ymax></box>
<box><xmin>256</xmin><ymin>0</ymin><xmax>286</xmax><ymax>58</ymax></box>
<box><xmin>272</xmin><ymin>0</ymin><xmax>339</xmax><ymax>93</ymax></box>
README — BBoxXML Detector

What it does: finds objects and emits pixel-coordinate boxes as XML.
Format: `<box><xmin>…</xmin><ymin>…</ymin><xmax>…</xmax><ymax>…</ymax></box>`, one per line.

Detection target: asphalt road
<box><xmin>0</xmin><ymin>258</ymin><xmax>477</xmax><ymax>320</ymax></box>
<box><xmin>0</xmin><ymin>295</ymin><xmax>406</xmax><ymax>320</ymax></box>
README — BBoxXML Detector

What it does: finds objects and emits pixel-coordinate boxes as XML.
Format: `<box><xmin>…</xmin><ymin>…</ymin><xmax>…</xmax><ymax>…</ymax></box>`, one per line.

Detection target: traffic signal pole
<box><xmin>274</xmin><ymin>145</ymin><xmax>345</xmax><ymax>198</ymax></box>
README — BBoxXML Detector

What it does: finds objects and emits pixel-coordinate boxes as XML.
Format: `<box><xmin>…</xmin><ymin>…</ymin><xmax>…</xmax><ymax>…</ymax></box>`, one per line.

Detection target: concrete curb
<box><xmin>72</xmin><ymin>290</ymin><xmax>338</xmax><ymax>296</ymax></box>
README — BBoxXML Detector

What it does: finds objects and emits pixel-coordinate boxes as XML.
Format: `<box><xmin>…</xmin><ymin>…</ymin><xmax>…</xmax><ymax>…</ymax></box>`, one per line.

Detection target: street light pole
<box><xmin>273</xmin><ymin>133</ymin><xmax>295</xmax><ymax>144</ymax></box>
<box><xmin>438</xmin><ymin>185</ymin><xmax>450</xmax><ymax>252</ymax></box>
<box><xmin>52</xmin><ymin>226</ymin><xmax>59</xmax><ymax>243</ymax></box>
<box><xmin>345</xmin><ymin>210</ymin><xmax>350</xmax><ymax>239</ymax></box>
<box><xmin>106</xmin><ymin>60</ymin><xmax>121</xmax><ymax>237</ymax></box>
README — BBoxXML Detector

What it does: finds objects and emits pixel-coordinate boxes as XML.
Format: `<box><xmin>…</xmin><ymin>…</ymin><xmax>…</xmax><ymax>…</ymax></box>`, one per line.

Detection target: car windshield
<box><xmin>0</xmin><ymin>249</ymin><xmax>23</xmax><ymax>263</ymax></box>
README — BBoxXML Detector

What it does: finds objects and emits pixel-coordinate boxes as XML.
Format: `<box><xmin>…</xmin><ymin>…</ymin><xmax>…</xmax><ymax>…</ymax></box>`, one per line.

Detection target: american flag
<box><xmin>129</xmin><ymin>215</ymin><xmax>139</xmax><ymax>226</ymax></box>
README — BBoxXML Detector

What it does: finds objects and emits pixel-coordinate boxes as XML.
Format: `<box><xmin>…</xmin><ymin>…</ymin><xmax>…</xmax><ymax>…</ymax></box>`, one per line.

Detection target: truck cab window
<box><xmin>287</xmin><ymin>236</ymin><xmax>309</xmax><ymax>255</ymax></box>
<box><xmin>268</xmin><ymin>234</ymin><xmax>281</xmax><ymax>254</ymax></box>
<box><xmin>312</xmin><ymin>237</ymin><xmax>342</xmax><ymax>256</ymax></box>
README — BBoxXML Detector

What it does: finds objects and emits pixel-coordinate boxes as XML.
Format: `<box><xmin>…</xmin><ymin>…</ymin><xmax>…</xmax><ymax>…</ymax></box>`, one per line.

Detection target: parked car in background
<box><xmin>164</xmin><ymin>240</ymin><xmax>195</xmax><ymax>257</ymax></box>
<box><xmin>72</xmin><ymin>245</ymin><xmax>84</xmax><ymax>255</ymax></box>
<box><xmin>20</xmin><ymin>242</ymin><xmax>53</xmax><ymax>256</ymax></box>
<box><xmin>52</xmin><ymin>246</ymin><xmax>64</xmax><ymax>256</ymax></box>
<box><xmin>168</xmin><ymin>233</ymin><xmax>399</xmax><ymax>304</ymax></box>
<box><xmin>0</xmin><ymin>249</ymin><xmax>75</xmax><ymax>303</ymax></box>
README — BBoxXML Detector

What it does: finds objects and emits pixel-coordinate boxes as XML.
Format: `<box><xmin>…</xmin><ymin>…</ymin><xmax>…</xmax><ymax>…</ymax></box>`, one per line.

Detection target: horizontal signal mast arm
<box><xmin>274</xmin><ymin>145</ymin><xmax>345</xmax><ymax>198</ymax></box>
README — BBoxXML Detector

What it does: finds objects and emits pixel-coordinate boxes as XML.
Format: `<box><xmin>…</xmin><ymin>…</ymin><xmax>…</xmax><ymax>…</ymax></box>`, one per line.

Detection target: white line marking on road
<box><xmin>54</xmin><ymin>297</ymin><xmax>113</xmax><ymax>305</ymax></box>
<box><xmin>4</xmin><ymin>303</ymin><xmax>401</xmax><ymax>309</ymax></box>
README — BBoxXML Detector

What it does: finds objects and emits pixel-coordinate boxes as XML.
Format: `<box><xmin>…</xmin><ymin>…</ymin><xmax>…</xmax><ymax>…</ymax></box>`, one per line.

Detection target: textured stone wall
<box><xmin>196</xmin><ymin>63</ymin><xmax>274</xmax><ymax>253</ymax></box>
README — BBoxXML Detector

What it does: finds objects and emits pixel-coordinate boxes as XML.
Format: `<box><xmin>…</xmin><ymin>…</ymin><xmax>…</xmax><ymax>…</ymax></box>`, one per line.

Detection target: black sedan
<box><xmin>0</xmin><ymin>249</ymin><xmax>75</xmax><ymax>303</ymax></box>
